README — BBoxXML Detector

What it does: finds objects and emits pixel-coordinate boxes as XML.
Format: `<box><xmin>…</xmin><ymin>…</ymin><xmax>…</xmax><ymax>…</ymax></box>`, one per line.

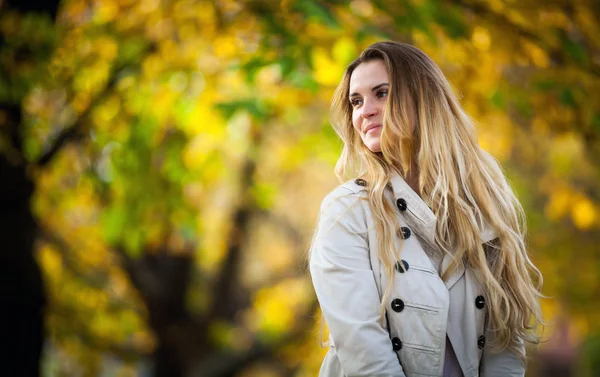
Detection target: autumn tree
<box><xmin>1</xmin><ymin>1</ymin><xmax>598</xmax><ymax>377</ymax></box>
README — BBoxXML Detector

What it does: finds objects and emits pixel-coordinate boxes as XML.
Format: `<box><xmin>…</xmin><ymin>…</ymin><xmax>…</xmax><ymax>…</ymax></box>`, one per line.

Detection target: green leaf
<box><xmin>101</xmin><ymin>204</ymin><xmax>127</xmax><ymax>244</ymax></box>
<box><xmin>433</xmin><ymin>4</ymin><xmax>469</xmax><ymax>39</ymax></box>
<box><xmin>123</xmin><ymin>229</ymin><xmax>143</xmax><ymax>258</ymax></box>
<box><xmin>591</xmin><ymin>113</ymin><xmax>600</xmax><ymax>133</ymax></box>
<box><xmin>161</xmin><ymin>132</ymin><xmax>188</xmax><ymax>182</ymax></box>
<box><xmin>559</xmin><ymin>88</ymin><xmax>576</xmax><ymax>107</ymax></box>
<box><xmin>118</xmin><ymin>37</ymin><xmax>148</xmax><ymax>66</ymax></box>
<box><xmin>278</xmin><ymin>55</ymin><xmax>296</xmax><ymax>80</ymax></box>
<box><xmin>214</xmin><ymin>99</ymin><xmax>272</xmax><ymax>121</ymax></box>
<box><xmin>490</xmin><ymin>88</ymin><xmax>506</xmax><ymax>109</ymax></box>
<box><xmin>252</xmin><ymin>182</ymin><xmax>277</xmax><ymax>210</ymax></box>
<box><xmin>560</xmin><ymin>32</ymin><xmax>589</xmax><ymax>65</ymax></box>
<box><xmin>292</xmin><ymin>0</ymin><xmax>340</xmax><ymax>28</ymax></box>
<box><xmin>240</xmin><ymin>57</ymin><xmax>273</xmax><ymax>84</ymax></box>
<box><xmin>533</xmin><ymin>79</ymin><xmax>558</xmax><ymax>91</ymax></box>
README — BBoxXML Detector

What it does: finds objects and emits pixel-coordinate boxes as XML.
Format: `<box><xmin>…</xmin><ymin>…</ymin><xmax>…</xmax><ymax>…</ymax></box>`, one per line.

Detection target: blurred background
<box><xmin>1</xmin><ymin>0</ymin><xmax>599</xmax><ymax>376</ymax></box>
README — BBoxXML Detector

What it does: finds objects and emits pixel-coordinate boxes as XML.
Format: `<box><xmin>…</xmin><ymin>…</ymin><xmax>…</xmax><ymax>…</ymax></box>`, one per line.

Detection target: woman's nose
<box><xmin>361</xmin><ymin>99</ymin><xmax>379</xmax><ymax>118</ymax></box>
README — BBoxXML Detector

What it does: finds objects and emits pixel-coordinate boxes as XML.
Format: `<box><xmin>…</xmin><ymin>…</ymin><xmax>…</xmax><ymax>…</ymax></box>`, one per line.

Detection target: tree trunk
<box><xmin>0</xmin><ymin>153</ymin><xmax>45</xmax><ymax>377</ymax></box>
<box><xmin>0</xmin><ymin>1</ymin><xmax>61</xmax><ymax>374</ymax></box>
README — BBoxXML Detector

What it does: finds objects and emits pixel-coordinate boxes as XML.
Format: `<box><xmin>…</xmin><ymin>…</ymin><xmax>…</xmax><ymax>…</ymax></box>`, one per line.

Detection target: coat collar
<box><xmin>387</xmin><ymin>171</ymin><xmax>497</xmax><ymax>289</ymax></box>
<box><xmin>388</xmin><ymin>170</ymin><xmax>436</xmax><ymax>247</ymax></box>
<box><xmin>390</xmin><ymin>172</ymin><xmax>436</xmax><ymax>247</ymax></box>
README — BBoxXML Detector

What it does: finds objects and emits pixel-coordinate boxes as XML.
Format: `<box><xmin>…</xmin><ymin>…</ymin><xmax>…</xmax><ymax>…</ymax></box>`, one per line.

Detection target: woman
<box><xmin>309</xmin><ymin>41</ymin><xmax>543</xmax><ymax>377</ymax></box>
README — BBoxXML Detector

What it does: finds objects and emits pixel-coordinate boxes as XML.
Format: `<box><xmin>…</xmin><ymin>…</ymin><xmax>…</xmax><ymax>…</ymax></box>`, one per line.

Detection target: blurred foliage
<box><xmin>1</xmin><ymin>0</ymin><xmax>599</xmax><ymax>376</ymax></box>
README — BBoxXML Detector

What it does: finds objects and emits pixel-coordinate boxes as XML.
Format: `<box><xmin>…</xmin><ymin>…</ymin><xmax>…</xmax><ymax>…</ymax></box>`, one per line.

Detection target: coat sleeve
<box><xmin>309</xmin><ymin>188</ymin><xmax>405</xmax><ymax>377</ymax></box>
<box><xmin>479</xmin><ymin>331</ymin><xmax>526</xmax><ymax>377</ymax></box>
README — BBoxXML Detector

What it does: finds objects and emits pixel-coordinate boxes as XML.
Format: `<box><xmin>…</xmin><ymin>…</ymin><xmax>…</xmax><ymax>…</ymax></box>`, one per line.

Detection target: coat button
<box><xmin>478</xmin><ymin>335</ymin><xmax>486</xmax><ymax>349</ymax></box>
<box><xmin>392</xmin><ymin>337</ymin><xmax>402</xmax><ymax>351</ymax></box>
<box><xmin>396</xmin><ymin>198</ymin><xmax>407</xmax><ymax>211</ymax></box>
<box><xmin>400</xmin><ymin>227</ymin><xmax>411</xmax><ymax>239</ymax></box>
<box><xmin>475</xmin><ymin>295</ymin><xmax>486</xmax><ymax>309</ymax></box>
<box><xmin>391</xmin><ymin>298</ymin><xmax>405</xmax><ymax>312</ymax></box>
<box><xmin>355</xmin><ymin>178</ymin><xmax>367</xmax><ymax>187</ymax></box>
<box><xmin>395</xmin><ymin>260</ymin><xmax>409</xmax><ymax>273</ymax></box>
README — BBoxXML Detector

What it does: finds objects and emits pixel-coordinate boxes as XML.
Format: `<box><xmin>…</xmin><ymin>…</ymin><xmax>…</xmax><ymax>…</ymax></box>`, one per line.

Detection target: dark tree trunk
<box><xmin>0</xmin><ymin>0</ymin><xmax>60</xmax><ymax>375</ymax></box>
<box><xmin>119</xmin><ymin>156</ymin><xmax>257</xmax><ymax>377</ymax></box>
<box><xmin>0</xmin><ymin>152</ymin><xmax>45</xmax><ymax>377</ymax></box>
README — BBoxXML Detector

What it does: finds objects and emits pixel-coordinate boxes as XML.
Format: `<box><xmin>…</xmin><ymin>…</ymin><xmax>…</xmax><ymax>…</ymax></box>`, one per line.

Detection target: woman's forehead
<box><xmin>349</xmin><ymin>60</ymin><xmax>389</xmax><ymax>94</ymax></box>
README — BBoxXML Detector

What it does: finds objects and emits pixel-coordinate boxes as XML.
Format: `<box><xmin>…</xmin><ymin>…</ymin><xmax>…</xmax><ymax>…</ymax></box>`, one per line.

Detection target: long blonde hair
<box><xmin>329</xmin><ymin>41</ymin><xmax>543</xmax><ymax>358</ymax></box>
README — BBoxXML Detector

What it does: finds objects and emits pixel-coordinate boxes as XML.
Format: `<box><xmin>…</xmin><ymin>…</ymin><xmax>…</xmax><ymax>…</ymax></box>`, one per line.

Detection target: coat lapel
<box><xmin>440</xmin><ymin>252</ymin><xmax>465</xmax><ymax>289</ymax></box>
<box><xmin>387</xmin><ymin>171</ymin><xmax>499</xmax><ymax>290</ymax></box>
<box><xmin>388</xmin><ymin>171</ymin><xmax>436</xmax><ymax>247</ymax></box>
<box><xmin>437</xmin><ymin>218</ymin><xmax>498</xmax><ymax>289</ymax></box>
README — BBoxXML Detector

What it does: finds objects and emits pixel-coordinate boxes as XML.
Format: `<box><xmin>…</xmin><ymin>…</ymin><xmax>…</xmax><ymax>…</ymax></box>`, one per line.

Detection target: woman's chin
<box><xmin>366</xmin><ymin>143</ymin><xmax>381</xmax><ymax>153</ymax></box>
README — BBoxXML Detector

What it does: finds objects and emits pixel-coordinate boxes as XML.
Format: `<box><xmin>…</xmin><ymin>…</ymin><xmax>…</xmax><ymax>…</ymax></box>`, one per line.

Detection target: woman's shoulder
<box><xmin>316</xmin><ymin>179</ymin><xmax>370</xmax><ymax>234</ymax></box>
<box><xmin>319</xmin><ymin>178</ymin><xmax>369</xmax><ymax>217</ymax></box>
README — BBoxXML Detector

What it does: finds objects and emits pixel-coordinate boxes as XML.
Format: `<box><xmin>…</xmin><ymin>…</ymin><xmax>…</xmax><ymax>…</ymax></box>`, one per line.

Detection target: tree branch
<box><xmin>207</xmin><ymin>117</ymin><xmax>264</xmax><ymax>321</ymax></box>
<box><xmin>207</xmin><ymin>158</ymin><xmax>257</xmax><ymax>321</ymax></box>
<box><xmin>38</xmin><ymin>230</ymin><xmax>107</xmax><ymax>288</ymax></box>
<box><xmin>37</xmin><ymin>227</ymin><xmax>144</xmax><ymax>314</ymax></box>
<box><xmin>34</xmin><ymin>58</ymin><xmax>150</xmax><ymax>168</ymax></box>
<box><xmin>114</xmin><ymin>244</ymin><xmax>196</xmax><ymax>332</ymax></box>
<box><xmin>35</xmin><ymin>124</ymin><xmax>84</xmax><ymax>167</ymax></box>
<box><xmin>450</xmin><ymin>0</ymin><xmax>600</xmax><ymax>77</ymax></box>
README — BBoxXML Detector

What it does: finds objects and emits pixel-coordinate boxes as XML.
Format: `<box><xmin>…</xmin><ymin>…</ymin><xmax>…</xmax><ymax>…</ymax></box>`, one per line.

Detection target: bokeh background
<box><xmin>1</xmin><ymin>0</ymin><xmax>599</xmax><ymax>376</ymax></box>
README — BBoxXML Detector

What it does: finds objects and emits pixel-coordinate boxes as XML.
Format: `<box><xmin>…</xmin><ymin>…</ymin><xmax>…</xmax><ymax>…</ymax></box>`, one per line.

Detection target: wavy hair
<box><xmin>329</xmin><ymin>41</ymin><xmax>543</xmax><ymax>359</ymax></box>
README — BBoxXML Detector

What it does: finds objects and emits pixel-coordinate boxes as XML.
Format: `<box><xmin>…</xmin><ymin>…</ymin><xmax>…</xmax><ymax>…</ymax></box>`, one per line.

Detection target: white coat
<box><xmin>309</xmin><ymin>171</ymin><xmax>525</xmax><ymax>377</ymax></box>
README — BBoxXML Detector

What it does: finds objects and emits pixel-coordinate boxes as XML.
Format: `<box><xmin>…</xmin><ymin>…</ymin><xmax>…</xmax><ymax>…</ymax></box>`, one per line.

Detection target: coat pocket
<box><xmin>402</xmin><ymin>341</ymin><xmax>437</xmax><ymax>354</ymax></box>
<box><xmin>403</xmin><ymin>300</ymin><xmax>441</xmax><ymax>313</ymax></box>
<box><xmin>399</xmin><ymin>341</ymin><xmax>441</xmax><ymax>375</ymax></box>
<box><xmin>409</xmin><ymin>265</ymin><xmax>437</xmax><ymax>275</ymax></box>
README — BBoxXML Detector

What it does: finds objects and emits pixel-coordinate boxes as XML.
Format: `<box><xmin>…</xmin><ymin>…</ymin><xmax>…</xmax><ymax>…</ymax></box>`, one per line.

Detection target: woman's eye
<box><xmin>350</xmin><ymin>98</ymin><xmax>362</xmax><ymax>107</ymax></box>
<box><xmin>377</xmin><ymin>90</ymin><xmax>388</xmax><ymax>99</ymax></box>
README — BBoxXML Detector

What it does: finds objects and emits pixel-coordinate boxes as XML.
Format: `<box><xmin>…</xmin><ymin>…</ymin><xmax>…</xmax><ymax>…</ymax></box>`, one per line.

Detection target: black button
<box><xmin>475</xmin><ymin>295</ymin><xmax>486</xmax><ymax>309</ymax></box>
<box><xmin>395</xmin><ymin>260</ymin><xmax>409</xmax><ymax>273</ymax></box>
<box><xmin>391</xmin><ymin>299</ymin><xmax>404</xmax><ymax>312</ymax></box>
<box><xmin>396</xmin><ymin>198</ymin><xmax>407</xmax><ymax>211</ymax></box>
<box><xmin>478</xmin><ymin>335</ymin><xmax>486</xmax><ymax>349</ymax></box>
<box><xmin>392</xmin><ymin>337</ymin><xmax>402</xmax><ymax>351</ymax></box>
<box><xmin>400</xmin><ymin>227</ymin><xmax>411</xmax><ymax>239</ymax></box>
<box><xmin>355</xmin><ymin>178</ymin><xmax>367</xmax><ymax>187</ymax></box>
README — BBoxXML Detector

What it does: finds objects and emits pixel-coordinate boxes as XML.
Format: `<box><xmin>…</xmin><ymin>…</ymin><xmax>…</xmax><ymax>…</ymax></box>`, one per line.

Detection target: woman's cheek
<box><xmin>352</xmin><ymin>115</ymin><xmax>361</xmax><ymax>134</ymax></box>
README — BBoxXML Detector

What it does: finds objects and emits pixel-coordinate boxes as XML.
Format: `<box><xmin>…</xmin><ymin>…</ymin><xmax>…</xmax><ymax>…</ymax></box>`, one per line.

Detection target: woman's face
<box><xmin>349</xmin><ymin>59</ymin><xmax>389</xmax><ymax>153</ymax></box>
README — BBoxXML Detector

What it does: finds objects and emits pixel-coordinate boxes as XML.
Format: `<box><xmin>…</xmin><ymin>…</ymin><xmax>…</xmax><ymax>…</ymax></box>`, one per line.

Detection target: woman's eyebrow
<box><xmin>349</xmin><ymin>82</ymin><xmax>389</xmax><ymax>97</ymax></box>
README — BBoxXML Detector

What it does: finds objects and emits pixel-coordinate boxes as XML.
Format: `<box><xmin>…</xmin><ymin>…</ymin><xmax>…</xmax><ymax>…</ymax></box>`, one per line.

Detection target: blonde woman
<box><xmin>309</xmin><ymin>41</ymin><xmax>543</xmax><ymax>377</ymax></box>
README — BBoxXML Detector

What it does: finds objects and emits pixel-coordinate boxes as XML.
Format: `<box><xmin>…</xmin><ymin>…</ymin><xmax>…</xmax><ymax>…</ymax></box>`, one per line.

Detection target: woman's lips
<box><xmin>366</xmin><ymin>125</ymin><xmax>381</xmax><ymax>134</ymax></box>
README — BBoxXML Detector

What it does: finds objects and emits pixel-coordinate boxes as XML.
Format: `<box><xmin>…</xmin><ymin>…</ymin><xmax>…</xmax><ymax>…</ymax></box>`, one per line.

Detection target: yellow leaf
<box><xmin>39</xmin><ymin>243</ymin><xmax>62</xmax><ymax>277</ymax></box>
<box><xmin>524</xmin><ymin>41</ymin><xmax>549</xmax><ymax>68</ymax></box>
<box><xmin>471</xmin><ymin>27</ymin><xmax>491</xmax><ymax>51</ymax></box>
<box><xmin>545</xmin><ymin>187</ymin><xmax>572</xmax><ymax>220</ymax></box>
<box><xmin>332</xmin><ymin>37</ymin><xmax>357</xmax><ymax>65</ymax></box>
<box><xmin>250</xmin><ymin>278</ymin><xmax>312</xmax><ymax>337</ymax></box>
<box><xmin>213</xmin><ymin>35</ymin><xmax>238</xmax><ymax>58</ymax></box>
<box><xmin>312</xmin><ymin>47</ymin><xmax>344</xmax><ymax>87</ymax></box>
<box><xmin>95</xmin><ymin>36</ymin><xmax>118</xmax><ymax>61</ymax></box>
<box><xmin>571</xmin><ymin>197</ymin><xmax>596</xmax><ymax>229</ymax></box>
<box><xmin>142</xmin><ymin>54</ymin><xmax>162</xmax><ymax>78</ymax></box>
<box><xmin>94</xmin><ymin>1</ymin><xmax>119</xmax><ymax>24</ymax></box>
